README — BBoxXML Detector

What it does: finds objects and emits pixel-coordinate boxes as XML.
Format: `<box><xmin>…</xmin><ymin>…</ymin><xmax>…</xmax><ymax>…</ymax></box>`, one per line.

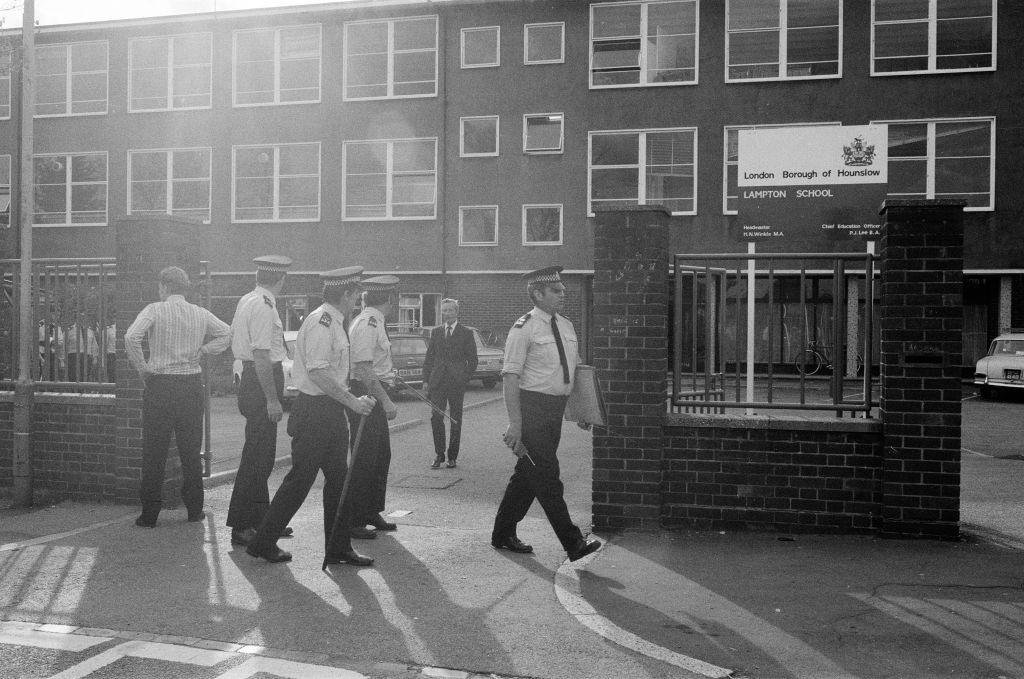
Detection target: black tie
<box><xmin>550</xmin><ymin>316</ymin><xmax>570</xmax><ymax>384</ymax></box>
<box><xmin>446</xmin><ymin>324</ymin><xmax>452</xmax><ymax>340</ymax></box>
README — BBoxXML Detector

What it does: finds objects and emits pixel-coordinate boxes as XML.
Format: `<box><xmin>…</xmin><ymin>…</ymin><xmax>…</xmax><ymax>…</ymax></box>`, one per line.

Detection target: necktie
<box><xmin>550</xmin><ymin>316</ymin><xmax>570</xmax><ymax>384</ymax></box>
<box><xmin>446</xmin><ymin>324</ymin><xmax>453</xmax><ymax>340</ymax></box>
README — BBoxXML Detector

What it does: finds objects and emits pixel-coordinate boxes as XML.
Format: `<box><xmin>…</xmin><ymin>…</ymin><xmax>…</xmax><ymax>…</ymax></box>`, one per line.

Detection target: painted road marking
<box><xmin>0</xmin><ymin>516</ymin><xmax>133</xmax><ymax>553</ymax></box>
<box><xmin>0</xmin><ymin>621</ymin><xmax>108</xmax><ymax>651</ymax></box>
<box><xmin>216</xmin><ymin>656</ymin><xmax>366</xmax><ymax>678</ymax></box>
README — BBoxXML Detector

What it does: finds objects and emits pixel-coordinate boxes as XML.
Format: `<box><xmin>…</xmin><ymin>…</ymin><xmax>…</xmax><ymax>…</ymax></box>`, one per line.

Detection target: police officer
<box><xmin>246</xmin><ymin>267</ymin><xmax>376</xmax><ymax>565</ymax></box>
<box><xmin>348</xmin><ymin>274</ymin><xmax>400</xmax><ymax>537</ymax></box>
<box><xmin>493</xmin><ymin>266</ymin><xmax>601</xmax><ymax>562</ymax></box>
<box><xmin>228</xmin><ymin>255</ymin><xmax>292</xmax><ymax>546</ymax></box>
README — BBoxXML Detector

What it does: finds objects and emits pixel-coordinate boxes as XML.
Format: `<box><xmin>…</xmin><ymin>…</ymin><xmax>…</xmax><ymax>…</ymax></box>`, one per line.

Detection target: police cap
<box><xmin>360</xmin><ymin>274</ymin><xmax>400</xmax><ymax>292</ymax></box>
<box><xmin>320</xmin><ymin>266</ymin><xmax>364</xmax><ymax>287</ymax></box>
<box><xmin>253</xmin><ymin>255</ymin><xmax>293</xmax><ymax>273</ymax></box>
<box><xmin>523</xmin><ymin>266</ymin><xmax>563</xmax><ymax>285</ymax></box>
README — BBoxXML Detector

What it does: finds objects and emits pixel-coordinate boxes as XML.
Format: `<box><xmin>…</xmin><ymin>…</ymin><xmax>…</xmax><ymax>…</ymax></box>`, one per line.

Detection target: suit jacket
<box><xmin>423</xmin><ymin>323</ymin><xmax>478</xmax><ymax>391</ymax></box>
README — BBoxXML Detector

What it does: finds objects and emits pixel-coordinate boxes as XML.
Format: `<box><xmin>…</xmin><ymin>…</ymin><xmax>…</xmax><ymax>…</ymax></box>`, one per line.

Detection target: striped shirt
<box><xmin>124</xmin><ymin>295</ymin><xmax>231</xmax><ymax>375</ymax></box>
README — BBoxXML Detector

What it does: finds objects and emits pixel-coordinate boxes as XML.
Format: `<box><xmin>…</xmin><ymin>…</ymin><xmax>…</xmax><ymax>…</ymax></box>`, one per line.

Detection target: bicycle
<box><xmin>794</xmin><ymin>342</ymin><xmax>864</xmax><ymax>376</ymax></box>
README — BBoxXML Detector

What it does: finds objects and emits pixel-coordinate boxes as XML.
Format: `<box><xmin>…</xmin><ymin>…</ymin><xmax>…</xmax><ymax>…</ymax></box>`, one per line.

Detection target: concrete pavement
<box><xmin>1</xmin><ymin>392</ymin><xmax>1023</xmax><ymax>678</ymax></box>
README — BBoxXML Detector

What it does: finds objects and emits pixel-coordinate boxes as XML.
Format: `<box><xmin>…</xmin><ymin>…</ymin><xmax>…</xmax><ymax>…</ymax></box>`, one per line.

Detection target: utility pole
<box><xmin>13</xmin><ymin>0</ymin><xmax>35</xmax><ymax>507</ymax></box>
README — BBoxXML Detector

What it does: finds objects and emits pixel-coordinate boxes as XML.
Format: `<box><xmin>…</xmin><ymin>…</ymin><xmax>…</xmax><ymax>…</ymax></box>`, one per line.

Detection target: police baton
<box><xmin>393</xmin><ymin>375</ymin><xmax>459</xmax><ymax>425</ymax></box>
<box><xmin>322</xmin><ymin>412</ymin><xmax>367</xmax><ymax>571</ymax></box>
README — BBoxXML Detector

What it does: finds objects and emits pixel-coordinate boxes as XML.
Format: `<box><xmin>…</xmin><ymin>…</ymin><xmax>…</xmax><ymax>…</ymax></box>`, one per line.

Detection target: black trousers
<box><xmin>227</xmin><ymin>362</ymin><xmax>284</xmax><ymax>529</ymax></box>
<box><xmin>139</xmin><ymin>374</ymin><xmax>205</xmax><ymax>516</ymax></box>
<box><xmin>348</xmin><ymin>381</ymin><xmax>392</xmax><ymax>522</ymax></box>
<box><xmin>250</xmin><ymin>393</ymin><xmax>354</xmax><ymax>555</ymax></box>
<box><xmin>429</xmin><ymin>380</ymin><xmax>466</xmax><ymax>460</ymax></box>
<box><xmin>492</xmin><ymin>390</ymin><xmax>583</xmax><ymax>551</ymax></box>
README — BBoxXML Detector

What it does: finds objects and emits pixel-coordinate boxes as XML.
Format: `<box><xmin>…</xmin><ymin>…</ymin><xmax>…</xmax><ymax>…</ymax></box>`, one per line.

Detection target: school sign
<box><xmin>736</xmin><ymin>125</ymin><xmax>888</xmax><ymax>242</ymax></box>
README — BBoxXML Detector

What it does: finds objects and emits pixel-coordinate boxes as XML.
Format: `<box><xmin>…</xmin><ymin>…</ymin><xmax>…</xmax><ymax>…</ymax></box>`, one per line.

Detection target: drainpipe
<box><xmin>436</xmin><ymin>6</ymin><xmax>448</xmax><ymax>297</ymax></box>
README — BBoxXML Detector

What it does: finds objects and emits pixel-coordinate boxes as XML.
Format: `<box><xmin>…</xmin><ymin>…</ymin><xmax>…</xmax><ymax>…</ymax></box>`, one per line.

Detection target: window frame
<box><xmin>341</xmin><ymin>137</ymin><xmax>438</xmax><ymax>221</ymax></box>
<box><xmin>722</xmin><ymin>121</ymin><xmax>841</xmax><ymax>214</ymax></box>
<box><xmin>32</xmin><ymin>151</ymin><xmax>109</xmax><ymax>227</ymax></box>
<box><xmin>870</xmin><ymin>0</ymin><xmax>997</xmax><ymax>76</ymax></box>
<box><xmin>459</xmin><ymin>205</ymin><xmax>499</xmax><ymax>246</ymax></box>
<box><xmin>523</xmin><ymin>113</ymin><xmax>564</xmax><ymax>154</ymax></box>
<box><xmin>870</xmin><ymin>115</ymin><xmax>995</xmax><ymax>211</ymax></box>
<box><xmin>725</xmin><ymin>0</ymin><xmax>843</xmax><ymax>82</ymax></box>
<box><xmin>231</xmin><ymin>142</ymin><xmax>322</xmax><ymax>223</ymax></box>
<box><xmin>460</xmin><ymin>115</ymin><xmax>500</xmax><ymax>158</ymax></box>
<box><xmin>0</xmin><ymin>42</ymin><xmax>11</xmax><ymax>120</ymax></box>
<box><xmin>0</xmin><ymin>154</ymin><xmax>10</xmax><ymax>227</ymax></box>
<box><xmin>588</xmin><ymin>126</ymin><xmax>698</xmax><ymax>216</ymax></box>
<box><xmin>128</xmin><ymin>32</ymin><xmax>213</xmax><ymax>113</ymax></box>
<box><xmin>589</xmin><ymin>0</ymin><xmax>700</xmax><ymax>89</ymax></box>
<box><xmin>127</xmin><ymin>147</ymin><xmax>213</xmax><ymax>224</ymax></box>
<box><xmin>522</xmin><ymin>203</ymin><xmax>563</xmax><ymax>246</ymax></box>
<box><xmin>461</xmin><ymin>25</ymin><xmax>500</xmax><ymax>69</ymax></box>
<box><xmin>343</xmin><ymin>15</ymin><xmax>439</xmax><ymax>101</ymax></box>
<box><xmin>524</xmin><ymin>21</ymin><xmax>566</xmax><ymax>65</ymax></box>
<box><xmin>34</xmin><ymin>40</ymin><xmax>109</xmax><ymax>118</ymax></box>
<box><xmin>232</xmin><ymin>24</ymin><xmax>322</xmax><ymax>107</ymax></box>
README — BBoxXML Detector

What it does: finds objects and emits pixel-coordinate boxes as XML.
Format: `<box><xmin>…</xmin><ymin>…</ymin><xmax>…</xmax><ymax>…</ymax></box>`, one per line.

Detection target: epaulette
<box><xmin>513</xmin><ymin>313</ymin><xmax>531</xmax><ymax>329</ymax></box>
<box><xmin>263</xmin><ymin>295</ymin><xmax>274</xmax><ymax>308</ymax></box>
<box><xmin>367</xmin><ymin>316</ymin><xmax>378</xmax><ymax>328</ymax></box>
<box><xmin>319</xmin><ymin>311</ymin><xmax>332</xmax><ymax>327</ymax></box>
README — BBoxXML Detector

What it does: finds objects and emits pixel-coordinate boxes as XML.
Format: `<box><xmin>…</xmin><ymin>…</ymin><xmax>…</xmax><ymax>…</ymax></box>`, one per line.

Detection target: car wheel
<box><xmin>482</xmin><ymin>377</ymin><xmax>497</xmax><ymax>389</ymax></box>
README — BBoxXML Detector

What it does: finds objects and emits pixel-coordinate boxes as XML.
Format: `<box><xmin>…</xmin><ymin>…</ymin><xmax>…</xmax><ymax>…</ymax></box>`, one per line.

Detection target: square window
<box><xmin>591</xmin><ymin>1</ymin><xmax>698</xmax><ymax>88</ymax></box>
<box><xmin>345</xmin><ymin>16</ymin><xmax>438</xmax><ymax>100</ymax></box>
<box><xmin>461</xmin><ymin>26</ymin><xmax>500</xmax><ymax>68</ymax></box>
<box><xmin>727</xmin><ymin>0</ymin><xmax>841</xmax><ymax>81</ymax></box>
<box><xmin>459</xmin><ymin>205</ymin><xmax>498</xmax><ymax>245</ymax></box>
<box><xmin>525</xmin><ymin>22</ymin><xmax>565</xmax><ymax>64</ymax></box>
<box><xmin>522</xmin><ymin>204</ymin><xmax>562</xmax><ymax>245</ymax></box>
<box><xmin>233</xmin><ymin>142</ymin><xmax>320</xmax><ymax>222</ymax></box>
<box><xmin>524</xmin><ymin>113</ymin><xmax>564</xmax><ymax>154</ymax></box>
<box><xmin>460</xmin><ymin>116</ymin><xmax>499</xmax><ymax>157</ymax></box>
<box><xmin>871</xmin><ymin>0</ymin><xmax>994</xmax><ymax>74</ymax></box>
<box><xmin>234</xmin><ymin>25</ymin><xmax>321</xmax><ymax>106</ymax></box>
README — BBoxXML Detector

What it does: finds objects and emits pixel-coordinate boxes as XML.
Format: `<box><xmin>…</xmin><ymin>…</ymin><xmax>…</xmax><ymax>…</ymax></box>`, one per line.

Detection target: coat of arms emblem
<box><xmin>842</xmin><ymin>136</ymin><xmax>876</xmax><ymax>166</ymax></box>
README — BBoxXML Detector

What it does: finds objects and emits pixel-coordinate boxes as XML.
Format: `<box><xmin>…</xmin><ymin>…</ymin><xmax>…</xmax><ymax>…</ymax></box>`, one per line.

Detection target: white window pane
<box><xmin>729</xmin><ymin>0</ymin><xmax>780</xmax><ymax>30</ymax></box>
<box><xmin>463</xmin><ymin>27</ymin><xmax>498</xmax><ymax>66</ymax></box>
<box><xmin>934</xmin><ymin>121</ymin><xmax>991</xmax><ymax>156</ymax></box>
<box><xmin>875</xmin><ymin>0</ymin><xmax>929</xmax><ymax>22</ymax></box>
<box><xmin>591</xmin><ymin>133</ymin><xmax>640</xmax><ymax>165</ymax></box>
<box><xmin>394</xmin><ymin>52</ymin><xmax>436</xmax><ymax>88</ymax></box>
<box><xmin>591</xmin><ymin>167</ymin><xmax>639</xmax><ymax>202</ymax></box>
<box><xmin>346</xmin><ymin>143</ymin><xmax>387</xmax><ymax>172</ymax></box>
<box><xmin>462</xmin><ymin>118</ymin><xmax>498</xmax><ymax>155</ymax></box>
<box><xmin>524</xmin><ymin>207</ymin><xmax>560</xmax><ymax>243</ymax></box>
<box><xmin>34</xmin><ymin>156</ymin><xmax>65</xmax><ymax>184</ymax></box>
<box><xmin>131</xmin><ymin>70</ymin><xmax>166</xmax><ymax>109</ymax></box>
<box><xmin>132</xmin><ymin>38</ymin><xmax>167</xmax><ymax>69</ymax></box>
<box><xmin>72</xmin><ymin>72</ymin><xmax>107</xmax><ymax>107</ymax></box>
<box><xmin>236</xmin><ymin>148</ymin><xmax>274</xmax><ymax>177</ymax></box>
<box><xmin>172</xmin><ymin>180</ymin><xmax>209</xmax><ymax>211</ymax></box>
<box><xmin>235</xmin><ymin>177</ymin><xmax>274</xmax><ymax>208</ymax></box>
<box><xmin>71</xmin><ymin>184</ymin><xmax>106</xmax><ymax>218</ymax></box>
<box><xmin>461</xmin><ymin>207</ymin><xmax>497</xmax><ymax>243</ymax></box>
<box><xmin>71</xmin><ymin>155</ymin><xmax>106</xmax><ymax>182</ymax></box>
<box><xmin>72</xmin><ymin>43</ymin><xmax>106</xmax><ymax>72</ymax></box>
<box><xmin>36</xmin><ymin>47</ymin><xmax>67</xmax><ymax>77</ymax></box>
<box><xmin>345</xmin><ymin>175</ymin><xmax>387</xmax><ymax>208</ymax></box>
<box><xmin>592</xmin><ymin>4</ymin><xmax>641</xmax><ymax>39</ymax></box>
<box><xmin>35</xmin><ymin>184</ymin><xmax>66</xmax><ymax>223</ymax></box>
<box><xmin>172</xmin><ymin>150</ymin><xmax>210</xmax><ymax>179</ymax></box>
<box><xmin>394</xmin><ymin>17</ymin><xmax>436</xmax><ymax>50</ymax></box>
<box><xmin>647</xmin><ymin>34</ymin><xmax>696</xmax><ymax>82</ymax></box>
<box><xmin>281</xmin><ymin>26</ymin><xmax>320</xmax><ymax>59</ymax></box>
<box><xmin>173</xmin><ymin>34</ymin><xmax>211</xmax><ymax>65</ymax></box>
<box><xmin>526</xmin><ymin>24</ymin><xmax>563</xmax><ymax>62</ymax></box>
<box><xmin>525</xmin><ymin>116</ymin><xmax>562</xmax><ymax>151</ymax></box>
<box><xmin>347</xmin><ymin>22</ymin><xmax>388</xmax><ymax>54</ymax></box>
<box><xmin>788</xmin><ymin>0</ymin><xmax>840</xmax><ymax>28</ymax></box>
<box><xmin>392</xmin><ymin>140</ymin><xmax>434</xmax><ymax>172</ymax></box>
<box><xmin>392</xmin><ymin>174</ymin><xmax>435</xmax><ymax>204</ymax></box>
<box><xmin>131</xmin><ymin>152</ymin><xmax>167</xmax><ymax>181</ymax></box>
<box><xmin>875</xmin><ymin>23</ymin><xmax>927</xmax><ymax>59</ymax></box>
<box><xmin>236</xmin><ymin>62</ymin><xmax>274</xmax><ymax>102</ymax></box>
<box><xmin>237</xmin><ymin>31</ymin><xmax>275</xmax><ymax>61</ymax></box>
<box><xmin>132</xmin><ymin>181</ymin><xmax>167</xmax><ymax>211</ymax></box>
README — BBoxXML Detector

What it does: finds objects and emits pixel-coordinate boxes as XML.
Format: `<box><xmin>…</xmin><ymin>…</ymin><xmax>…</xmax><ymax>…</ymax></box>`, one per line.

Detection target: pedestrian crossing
<box><xmin>0</xmin><ymin>621</ymin><xmax>522</xmax><ymax>679</ymax></box>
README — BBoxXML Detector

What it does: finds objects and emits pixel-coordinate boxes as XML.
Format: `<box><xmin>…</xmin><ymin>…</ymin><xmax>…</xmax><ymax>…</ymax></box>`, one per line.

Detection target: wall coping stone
<box><xmin>0</xmin><ymin>391</ymin><xmax>116</xmax><ymax>407</ymax></box>
<box><xmin>667</xmin><ymin>412</ymin><xmax>881</xmax><ymax>434</ymax></box>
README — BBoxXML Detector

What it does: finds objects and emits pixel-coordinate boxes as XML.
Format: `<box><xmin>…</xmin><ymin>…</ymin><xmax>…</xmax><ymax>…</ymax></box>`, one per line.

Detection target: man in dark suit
<box><xmin>423</xmin><ymin>298</ymin><xmax>477</xmax><ymax>469</ymax></box>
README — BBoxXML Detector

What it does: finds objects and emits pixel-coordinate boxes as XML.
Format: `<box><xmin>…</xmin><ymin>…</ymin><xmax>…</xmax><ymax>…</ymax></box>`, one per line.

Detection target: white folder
<box><xmin>564</xmin><ymin>364</ymin><xmax>606</xmax><ymax>426</ymax></box>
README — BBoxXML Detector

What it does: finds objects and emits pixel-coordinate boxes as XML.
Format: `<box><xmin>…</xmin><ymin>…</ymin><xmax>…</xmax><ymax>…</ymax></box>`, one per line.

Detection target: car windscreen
<box><xmin>992</xmin><ymin>339</ymin><xmax>1024</xmax><ymax>355</ymax></box>
<box><xmin>391</xmin><ymin>338</ymin><xmax>426</xmax><ymax>355</ymax></box>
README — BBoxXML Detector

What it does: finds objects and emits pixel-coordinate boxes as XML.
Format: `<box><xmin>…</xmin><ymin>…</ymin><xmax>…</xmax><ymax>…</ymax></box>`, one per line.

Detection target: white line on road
<box><xmin>215</xmin><ymin>656</ymin><xmax>367</xmax><ymax>679</ymax></box>
<box><xmin>0</xmin><ymin>515</ymin><xmax>133</xmax><ymax>553</ymax></box>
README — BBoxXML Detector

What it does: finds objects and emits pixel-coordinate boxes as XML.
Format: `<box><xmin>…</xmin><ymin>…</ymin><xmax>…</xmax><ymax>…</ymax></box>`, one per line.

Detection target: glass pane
<box><xmin>392</xmin><ymin>173</ymin><xmax>435</xmax><ymax>204</ymax></box>
<box><xmin>173</xmin><ymin>34</ymin><xmax>211</xmax><ymax>65</ymax></box>
<box><xmin>173</xmin><ymin>64</ymin><xmax>210</xmax><ymax>102</ymax></box>
<box><xmin>280</xmin><ymin>58</ymin><xmax>319</xmax><ymax>93</ymax></box>
<box><xmin>591</xmin><ymin>133</ymin><xmax>639</xmax><ymax>166</ymax></box>
<box><xmin>236</xmin><ymin>31</ymin><xmax>274</xmax><ymax>62</ymax></box>
<box><xmin>526</xmin><ymin>24</ymin><xmax>563</xmax><ymax>62</ymax></box>
<box><xmin>36</xmin><ymin>46</ymin><xmax>67</xmax><ymax>76</ymax></box>
<box><xmin>729</xmin><ymin>30</ymin><xmax>779</xmax><ymax>69</ymax></box>
<box><xmin>281</xmin><ymin>26</ymin><xmax>320</xmax><ymax>59</ymax></box>
<box><xmin>236</xmin><ymin>62</ymin><xmax>274</xmax><ymax>99</ymax></box>
<box><xmin>346</xmin><ymin>142</ymin><xmax>387</xmax><ymax>173</ymax></box>
<box><xmin>936</xmin><ymin>17</ymin><xmax>992</xmax><ymax>59</ymax></box>
<box><xmin>524</xmin><ymin>207</ymin><xmax>560</xmax><ymax>243</ymax></box>
<box><xmin>279</xmin><ymin>144</ymin><xmax>319</xmax><ymax>175</ymax></box>
<box><xmin>591</xmin><ymin>167</ymin><xmax>638</xmax><ymax>201</ymax></box>
<box><xmin>394</xmin><ymin>52</ymin><xmax>436</xmax><ymax>87</ymax></box>
<box><xmin>392</xmin><ymin>140</ymin><xmax>435</xmax><ymax>172</ymax></box>
<box><xmin>346</xmin><ymin>22</ymin><xmax>388</xmax><ymax>55</ymax></box>
<box><xmin>462</xmin><ymin>118</ymin><xmax>498</xmax><ymax>155</ymax></box>
<box><xmin>34</xmin><ymin>156</ymin><xmax>66</xmax><ymax>184</ymax></box>
<box><xmin>345</xmin><ymin>53</ymin><xmax>387</xmax><ymax>90</ymax></box>
<box><xmin>875</xmin><ymin>0</ymin><xmax>929</xmax><ymax>22</ymax></box>
<box><xmin>36</xmin><ymin>75</ymin><xmax>67</xmax><ymax>112</ymax></box>
<box><xmin>787</xmin><ymin>27</ymin><xmax>839</xmax><ymax>64</ymax></box>
<box><xmin>463</xmin><ymin>27</ymin><xmax>498</xmax><ymax>65</ymax></box>
<box><xmin>937</xmin><ymin>0</ymin><xmax>992</xmax><ymax>19</ymax></box>
<box><xmin>71</xmin><ymin>72</ymin><xmax>107</xmax><ymax>107</ymax></box>
<box><xmin>525</xmin><ymin>116</ymin><xmax>562</xmax><ymax>151</ymax></box>
<box><xmin>279</xmin><ymin>176</ymin><xmax>319</xmax><ymax>209</ymax></box>
<box><xmin>172</xmin><ymin>150</ymin><xmax>209</xmax><ymax>179</ymax></box>
<box><xmin>72</xmin><ymin>42</ymin><xmax>107</xmax><ymax>72</ymax></box>
<box><xmin>461</xmin><ymin>207</ymin><xmax>496</xmax><ymax>242</ymax></box>
<box><xmin>935</xmin><ymin>156</ymin><xmax>990</xmax><ymax>194</ymax></box>
<box><xmin>71</xmin><ymin>184</ymin><xmax>106</xmax><ymax>216</ymax></box>
<box><xmin>887</xmin><ymin>158</ymin><xmax>927</xmax><ymax>194</ymax></box>
<box><xmin>874</xmin><ymin>22</ymin><xmax>927</xmax><ymax>59</ymax></box>
<box><xmin>131</xmin><ymin>180</ymin><xmax>166</xmax><ymax>211</ymax></box>
<box><xmin>729</xmin><ymin>0</ymin><xmax>780</xmax><ymax>30</ymax></box>
<box><xmin>235</xmin><ymin>147</ymin><xmax>274</xmax><ymax>177</ymax></box>
<box><xmin>934</xmin><ymin>121</ymin><xmax>991</xmax><ymax>157</ymax></box>
<box><xmin>131</xmin><ymin>152</ymin><xmax>167</xmax><ymax>181</ymax></box>
<box><xmin>132</xmin><ymin>38</ymin><xmax>167</xmax><ymax>70</ymax></box>
<box><xmin>345</xmin><ymin>175</ymin><xmax>386</xmax><ymax>213</ymax></box>
<box><xmin>592</xmin><ymin>3</ymin><xmax>641</xmax><ymax>39</ymax></box>
<box><xmin>648</xmin><ymin>34</ymin><xmax>696</xmax><ymax>77</ymax></box>
<box><xmin>592</xmin><ymin>38</ymin><xmax>641</xmax><ymax>69</ymax></box>
<box><xmin>35</xmin><ymin>184</ymin><xmax>66</xmax><ymax>222</ymax></box>
<box><xmin>131</xmin><ymin>69</ymin><xmax>166</xmax><ymax>109</ymax></box>
<box><xmin>172</xmin><ymin>180</ymin><xmax>209</xmax><ymax>211</ymax></box>
<box><xmin>235</xmin><ymin>177</ymin><xmax>274</xmax><ymax>208</ymax></box>
<box><xmin>394</xmin><ymin>17</ymin><xmax>436</xmax><ymax>51</ymax></box>
<box><xmin>71</xmin><ymin>155</ymin><xmax>106</xmax><ymax>182</ymax></box>
<box><xmin>392</xmin><ymin>202</ymin><xmax>434</xmax><ymax>218</ymax></box>
<box><xmin>888</xmin><ymin>123</ymin><xmax>928</xmax><ymax>157</ymax></box>
<box><xmin>788</xmin><ymin>0</ymin><xmax>839</xmax><ymax>28</ymax></box>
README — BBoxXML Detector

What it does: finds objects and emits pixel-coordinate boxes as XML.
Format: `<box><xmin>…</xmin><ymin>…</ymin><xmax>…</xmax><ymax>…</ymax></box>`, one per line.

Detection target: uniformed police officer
<box><xmin>493</xmin><ymin>266</ymin><xmax>602</xmax><ymax>562</ymax></box>
<box><xmin>348</xmin><ymin>274</ymin><xmax>400</xmax><ymax>537</ymax></box>
<box><xmin>246</xmin><ymin>267</ymin><xmax>376</xmax><ymax>565</ymax></box>
<box><xmin>228</xmin><ymin>255</ymin><xmax>293</xmax><ymax>546</ymax></box>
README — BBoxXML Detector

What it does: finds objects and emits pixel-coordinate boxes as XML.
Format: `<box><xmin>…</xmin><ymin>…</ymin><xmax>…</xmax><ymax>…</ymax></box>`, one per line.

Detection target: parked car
<box><xmin>389</xmin><ymin>333</ymin><xmax>429</xmax><ymax>392</ymax></box>
<box><xmin>420</xmin><ymin>325</ymin><xmax>503</xmax><ymax>389</ymax></box>
<box><xmin>233</xmin><ymin>330</ymin><xmax>298</xmax><ymax>408</ymax></box>
<box><xmin>974</xmin><ymin>330</ymin><xmax>1024</xmax><ymax>399</ymax></box>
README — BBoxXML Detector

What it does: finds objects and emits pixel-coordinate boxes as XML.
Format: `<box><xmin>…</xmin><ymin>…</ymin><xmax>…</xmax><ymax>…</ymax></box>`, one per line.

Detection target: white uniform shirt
<box><xmin>349</xmin><ymin>306</ymin><xmax>395</xmax><ymax>384</ymax></box>
<box><xmin>291</xmin><ymin>303</ymin><xmax>352</xmax><ymax>397</ymax></box>
<box><xmin>500</xmin><ymin>306</ymin><xmax>579</xmax><ymax>396</ymax></box>
<box><xmin>230</xmin><ymin>286</ymin><xmax>286</xmax><ymax>363</ymax></box>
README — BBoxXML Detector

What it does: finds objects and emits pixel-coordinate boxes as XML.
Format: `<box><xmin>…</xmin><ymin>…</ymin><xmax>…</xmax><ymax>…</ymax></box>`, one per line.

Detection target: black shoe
<box><xmin>492</xmin><ymin>536</ymin><xmax>533</xmax><ymax>554</ymax></box>
<box><xmin>280</xmin><ymin>526</ymin><xmax>294</xmax><ymax>538</ymax></box>
<box><xmin>350</xmin><ymin>526</ymin><xmax>377</xmax><ymax>539</ymax></box>
<box><xmin>324</xmin><ymin>550</ymin><xmax>374</xmax><ymax>566</ymax></box>
<box><xmin>430</xmin><ymin>456</ymin><xmax>444</xmax><ymax>469</ymax></box>
<box><xmin>446</xmin><ymin>459</ymin><xmax>457</xmax><ymax>468</ymax></box>
<box><xmin>187</xmin><ymin>510</ymin><xmax>205</xmax><ymax>522</ymax></box>
<box><xmin>367</xmin><ymin>514</ymin><xmax>397</xmax><ymax>531</ymax></box>
<box><xmin>567</xmin><ymin>538</ymin><xmax>602</xmax><ymax>562</ymax></box>
<box><xmin>246</xmin><ymin>544</ymin><xmax>292</xmax><ymax>563</ymax></box>
<box><xmin>135</xmin><ymin>514</ymin><xmax>157</xmax><ymax>528</ymax></box>
<box><xmin>231</xmin><ymin>527</ymin><xmax>257</xmax><ymax>546</ymax></box>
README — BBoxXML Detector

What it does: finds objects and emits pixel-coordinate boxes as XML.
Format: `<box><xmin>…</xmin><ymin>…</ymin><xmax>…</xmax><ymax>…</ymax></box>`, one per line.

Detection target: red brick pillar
<box><xmin>114</xmin><ymin>218</ymin><xmax>201</xmax><ymax>505</ymax></box>
<box><xmin>879</xmin><ymin>199</ymin><xmax>964</xmax><ymax>538</ymax></box>
<box><xmin>591</xmin><ymin>206</ymin><xmax>670</xmax><ymax>531</ymax></box>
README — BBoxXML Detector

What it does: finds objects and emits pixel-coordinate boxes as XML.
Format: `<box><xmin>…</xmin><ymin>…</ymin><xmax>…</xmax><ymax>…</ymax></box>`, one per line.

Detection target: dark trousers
<box><xmin>348</xmin><ymin>381</ymin><xmax>392</xmax><ymax>522</ymax></box>
<box><xmin>251</xmin><ymin>393</ymin><xmax>354</xmax><ymax>555</ymax></box>
<box><xmin>227</xmin><ymin>362</ymin><xmax>284</xmax><ymax>529</ymax></box>
<box><xmin>429</xmin><ymin>381</ymin><xmax>465</xmax><ymax>460</ymax></box>
<box><xmin>492</xmin><ymin>390</ymin><xmax>583</xmax><ymax>551</ymax></box>
<box><xmin>139</xmin><ymin>374</ymin><xmax>205</xmax><ymax>517</ymax></box>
